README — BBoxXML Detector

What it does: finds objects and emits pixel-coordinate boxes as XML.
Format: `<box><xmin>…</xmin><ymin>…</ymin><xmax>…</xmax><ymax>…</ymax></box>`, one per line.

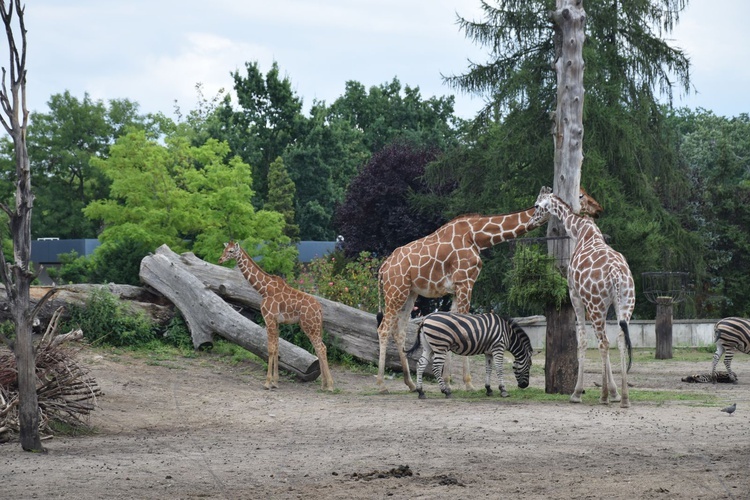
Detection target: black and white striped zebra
<box><xmin>712</xmin><ymin>317</ymin><xmax>750</xmax><ymax>382</ymax></box>
<box><xmin>405</xmin><ymin>312</ymin><xmax>533</xmax><ymax>399</ymax></box>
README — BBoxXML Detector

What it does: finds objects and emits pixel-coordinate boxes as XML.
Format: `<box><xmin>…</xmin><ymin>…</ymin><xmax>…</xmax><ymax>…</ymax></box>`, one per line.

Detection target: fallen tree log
<box><xmin>139</xmin><ymin>251</ymin><xmax>321</xmax><ymax>381</ymax></box>
<box><xmin>149</xmin><ymin>245</ymin><xmax>417</xmax><ymax>371</ymax></box>
<box><xmin>0</xmin><ymin>284</ymin><xmax>174</xmax><ymax>329</ymax></box>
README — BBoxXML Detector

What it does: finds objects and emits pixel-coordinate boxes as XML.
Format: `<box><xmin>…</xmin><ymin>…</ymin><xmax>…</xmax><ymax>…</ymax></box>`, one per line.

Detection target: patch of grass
<box><xmin>578</xmin><ymin>347</ymin><xmax>716</xmax><ymax>364</ymax></box>
<box><xmin>385</xmin><ymin>385</ymin><xmax>717</xmax><ymax>405</ymax></box>
<box><xmin>210</xmin><ymin>339</ymin><xmax>264</xmax><ymax>365</ymax></box>
<box><xmin>47</xmin><ymin>420</ymin><xmax>97</xmax><ymax>437</ymax></box>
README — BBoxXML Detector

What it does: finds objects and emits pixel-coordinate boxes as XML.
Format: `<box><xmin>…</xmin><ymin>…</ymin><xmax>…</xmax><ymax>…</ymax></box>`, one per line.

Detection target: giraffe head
<box><xmin>218</xmin><ymin>241</ymin><xmax>242</xmax><ymax>264</ymax></box>
<box><xmin>533</xmin><ymin>186</ymin><xmax>554</xmax><ymax>216</ymax></box>
<box><xmin>579</xmin><ymin>187</ymin><xmax>603</xmax><ymax>218</ymax></box>
<box><xmin>528</xmin><ymin>186</ymin><xmax>553</xmax><ymax>228</ymax></box>
<box><xmin>533</xmin><ymin>186</ymin><xmax>603</xmax><ymax>219</ymax></box>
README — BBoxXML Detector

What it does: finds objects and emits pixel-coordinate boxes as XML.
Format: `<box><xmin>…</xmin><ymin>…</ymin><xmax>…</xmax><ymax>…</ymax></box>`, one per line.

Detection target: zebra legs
<box><xmin>484</xmin><ymin>352</ymin><xmax>509</xmax><ymax>397</ymax></box>
<box><xmin>712</xmin><ymin>345</ymin><xmax>738</xmax><ymax>383</ymax></box>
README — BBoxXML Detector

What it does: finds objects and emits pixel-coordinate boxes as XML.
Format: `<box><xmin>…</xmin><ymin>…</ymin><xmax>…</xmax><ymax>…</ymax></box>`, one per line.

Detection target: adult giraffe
<box><xmin>533</xmin><ymin>187</ymin><xmax>634</xmax><ymax>407</ymax></box>
<box><xmin>219</xmin><ymin>241</ymin><xmax>334</xmax><ymax>392</ymax></box>
<box><xmin>375</xmin><ymin>187</ymin><xmax>603</xmax><ymax>393</ymax></box>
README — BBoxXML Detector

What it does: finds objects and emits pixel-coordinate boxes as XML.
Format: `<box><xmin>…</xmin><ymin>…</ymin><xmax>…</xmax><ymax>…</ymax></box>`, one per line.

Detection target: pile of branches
<box><xmin>0</xmin><ymin>309</ymin><xmax>102</xmax><ymax>443</ymax></box>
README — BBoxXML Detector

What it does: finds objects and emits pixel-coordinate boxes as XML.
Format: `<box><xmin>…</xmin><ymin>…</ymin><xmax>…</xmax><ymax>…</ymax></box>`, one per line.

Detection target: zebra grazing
<box><xmin>405</xmin><ymin>312</ymin><xmax>533</xmax><ymax>399</ymax></box>
<box><xmin>712</xmin><ymin>317</ymin><xmax>750</xmax><ymax>382</ymax></box>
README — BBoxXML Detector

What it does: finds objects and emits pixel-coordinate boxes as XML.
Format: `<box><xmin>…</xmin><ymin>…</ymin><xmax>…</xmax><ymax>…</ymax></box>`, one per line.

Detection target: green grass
<box><xmin>581</xmin><ymin>347</ymin><xmax>715</xmax><ymax>363</ymax></box>
<box><xmin>386</xmin><ymin>385</ymin><xmax>718</xmax><ymax>405</ymax></box>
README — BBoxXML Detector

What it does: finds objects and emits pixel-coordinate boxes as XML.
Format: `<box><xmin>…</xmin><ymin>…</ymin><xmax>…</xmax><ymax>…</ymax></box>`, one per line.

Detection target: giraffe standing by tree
<box><xmin>375</xmin><ymin>187</ymin><xmax>603</xmax><ymax>393</ymax></box>
<box><xmin>533</xmin><ymin>188</ymin><xmax>634</xmax><ymax>407</ymax></box>
<box><xmin>219</xmin><ymin>241</ymin><xmax>334</xmax><ymax>391</ymax></box>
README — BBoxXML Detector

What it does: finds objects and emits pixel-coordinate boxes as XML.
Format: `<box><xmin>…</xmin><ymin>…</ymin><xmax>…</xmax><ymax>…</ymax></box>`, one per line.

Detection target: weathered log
<box><xmin>152</xmin><ymin>245</ymin><xmax>418</xmax><ymax>371</ymax></box>
<box><xmin>0</xmin><ymin>284</ymin><xmax>174</xmax><ymax>329</ymax></box>
<box><xmin>139</xmin><ymin>250</ymin><xmax>321</xmax><ymax>381</ymax></box>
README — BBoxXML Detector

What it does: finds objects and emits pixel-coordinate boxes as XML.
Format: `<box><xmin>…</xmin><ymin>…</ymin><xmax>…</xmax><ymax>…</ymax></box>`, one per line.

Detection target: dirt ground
<box><xmin>2</xmin><ymin>346</ymin><xmax>749</xmax><ymax>500</ymax></box>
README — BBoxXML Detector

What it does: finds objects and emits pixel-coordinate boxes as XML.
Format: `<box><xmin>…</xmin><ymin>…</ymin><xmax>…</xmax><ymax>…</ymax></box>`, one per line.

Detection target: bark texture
<box><xmin>546</xmin><ymin>0</ymin><xmax>587</xmax><ymax>394</ymax></box>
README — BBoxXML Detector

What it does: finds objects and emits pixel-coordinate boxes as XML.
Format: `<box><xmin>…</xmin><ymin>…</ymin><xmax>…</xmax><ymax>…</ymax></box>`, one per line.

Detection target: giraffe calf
<box><xmin>219</xmin><ymin>241</ymin><xmax>334</xmax><ymax>392</ymax></box>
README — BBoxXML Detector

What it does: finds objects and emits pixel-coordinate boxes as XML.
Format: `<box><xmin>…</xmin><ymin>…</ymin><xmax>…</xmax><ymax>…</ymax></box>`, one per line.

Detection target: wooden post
<box><xmin>655</xmin><ymin>297</ymin><xmax>673</xmax><ymax>359</ymax></box>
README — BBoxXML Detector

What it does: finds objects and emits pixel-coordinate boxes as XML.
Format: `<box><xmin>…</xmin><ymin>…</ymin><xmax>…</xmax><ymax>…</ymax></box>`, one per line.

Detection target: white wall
<box><xmin>519</xmin><ymin>319</ymin><xmax>718</xmax><ymax>350</ymax></box>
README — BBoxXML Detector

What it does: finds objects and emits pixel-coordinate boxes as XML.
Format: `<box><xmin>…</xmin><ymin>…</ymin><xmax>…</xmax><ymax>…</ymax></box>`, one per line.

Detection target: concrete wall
<box><xmin>520</xmin><ymin>319</ymin><xmax>718</xmax><ymax>349</ymax></box>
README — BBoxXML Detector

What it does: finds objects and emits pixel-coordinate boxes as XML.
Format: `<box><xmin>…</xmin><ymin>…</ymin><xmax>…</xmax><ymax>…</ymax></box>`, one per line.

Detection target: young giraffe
<box><xmin>533</xmin><ymin>188</ymin><xmax>634</xmax><ymax>407</ymax></box>
<box><xmin>218</xmin><ymin>241</ymin><xmax>334</xmax><ymax>392</ymax></box>
<box><xmin>375</xmin><ymin>187</ymin><xmax>604</xmax><ymax>393</ymax></box>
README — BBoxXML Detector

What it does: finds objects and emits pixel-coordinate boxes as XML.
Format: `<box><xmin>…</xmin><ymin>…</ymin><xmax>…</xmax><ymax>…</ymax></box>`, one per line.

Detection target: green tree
<box><xmin>434</xmin><ymin>0</ymin><xmax>696</xmax><ymax>318</ymax></box>
<box><xmin>327</xmin><ymin>78</ymin><xmax>460</xmax><ymax>153</ymax></box>
<box><xmin>0</xmin><ymin>91</ymin><xmax>155</xmax><ymax>239</ymax></box>
<box><xmin>265</xmin><ymin>156</ymin><xmax>300</xmax><ymax>241</ymax></box>
<box><xmin>282</xmin><ymin>102</ymin><xmax>369</xmax><ymax>240</ymax></box>
<box><xmin>84</xmin><ymin>129</ymin><xmax>296</xmax><ymax>277</ymax></box>
<box><xmin>214</xmin><ymin>61</ymin><xmax>306</xmax><ymax>204</ymax></box>
<box><xmin>671</xmin><ymin>109</ymin><xmax>750</xmax><ymax>316</ymax></box>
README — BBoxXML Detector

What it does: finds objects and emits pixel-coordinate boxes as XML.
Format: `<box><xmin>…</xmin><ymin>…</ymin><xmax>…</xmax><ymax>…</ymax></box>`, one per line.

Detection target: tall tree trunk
<box><xmin>544</xmin><ymin>304</ymin><xmax>578</xmax><ymax>394</ymax></box>
<box><xmin>546</xmin><ymin>0</ymin><xmax>586</xmax><ymax>394</ymax></box>
<box><xmin>0</xmin><ymin>1</ymin><xmax>44</xmax><ymax>452</ymax></box>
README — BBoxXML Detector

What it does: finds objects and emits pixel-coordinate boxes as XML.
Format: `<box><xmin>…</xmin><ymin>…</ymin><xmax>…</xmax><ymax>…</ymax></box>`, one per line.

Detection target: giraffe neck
<box><xmin>235</xmin><ymin>247</ymin><xmax>274</xmax><ymax>296</ymax></box>
<box><xmin>549</xmin><ymin>195</ymin><xmax>600</xmax><ymax>245</ymax></box>
<box><xmin>467</xmin><ymin>208</ymin><xmax>539</xmax><ymax>249</ymax></box>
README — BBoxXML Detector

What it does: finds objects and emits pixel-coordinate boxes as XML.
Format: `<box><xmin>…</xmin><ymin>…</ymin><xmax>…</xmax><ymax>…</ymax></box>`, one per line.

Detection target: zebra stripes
<box><xmin>405</xmin><ymin>312</ymin><xmax>533</xmax><ymax>399</ymax></box>
<box><xmin>712</xmin><ymin>317</ymin><xmax>750</xmax><ymax>382</ymax></box>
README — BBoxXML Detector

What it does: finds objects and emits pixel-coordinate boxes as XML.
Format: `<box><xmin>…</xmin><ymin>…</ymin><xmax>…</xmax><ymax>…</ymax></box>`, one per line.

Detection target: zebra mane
<box><xmin>506</xmin><ymin>318</ymin><xmax>532</xmax><ymax>359</ymax></box>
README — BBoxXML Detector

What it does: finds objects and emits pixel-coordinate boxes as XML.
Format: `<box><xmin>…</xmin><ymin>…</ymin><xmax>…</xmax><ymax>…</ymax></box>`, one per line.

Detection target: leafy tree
<box><xmin>83</xmin><ymin>129</ymin><xmax>296</xmax><ymax>278</ymax></box>
<box><xmin>213</xmin><ymin>61</ymin><xmax>306</xmax><ymax>204</ymax></box>
<box><xmin>0</xmin><ymin>91</ymin><xmax>155</xmax><ymax>239</ymax></box>
<box><xmin>672</xmin><ymin>109</ymin><xmax>750</xmax><ymax>316</ymax></box>
<box><xmin>265</xmin><ymin>156</ymin><xmax>300</xmax><ymax>241</ymax></box>
<box><xmin>327</xmin><ymin>78</ymin><xmax>460</xmax><ymax>153</ymax></box>
<box><xmin>334</xmin><ymin>140</ymin><xmax>448</xmax><ymax>257</ymax></box>
<box><xmin>282</xmin><ymin>102</ymin><xmax>369</xmax><ymax>240</ymax></box>
<box><xmin>434</xmin><ymin>0</ymin><xmax>696</xmax><ymax>318</ymax></box>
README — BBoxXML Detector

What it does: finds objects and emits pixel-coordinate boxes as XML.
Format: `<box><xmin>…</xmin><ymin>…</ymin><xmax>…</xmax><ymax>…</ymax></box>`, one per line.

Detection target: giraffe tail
<box><xmin>376</xmin><ymin>264</ymin><xmax>385</xmax><ymax>327</ymax></box>
<box><xmin>619</xmin><ymin>320</ymin><xmax>633</xmax><ymax>373</ymax></box>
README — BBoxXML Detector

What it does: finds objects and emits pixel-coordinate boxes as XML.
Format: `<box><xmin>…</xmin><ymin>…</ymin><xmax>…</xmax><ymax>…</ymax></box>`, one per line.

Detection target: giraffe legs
<box><xmin>308</xmin><ymin>335</ymin><xmax>334</xmax><ymax>392</ymax></box>
<box><xmin>451</xmin><ymin>288</ymin><xmax>476</xmax><ymax>391</ymax></box>
<box><xmin>617</xmin><ymin>326</ymin><xmax>630</xmax><ymax>408</ymax></box>
<box><xmin>570</xmin><ymin>294</ymin><xmax>588</xmax><ymax>403</ymax></box>
<box><xmin>264</xmin><ymin>322</ymin><xmax>280</xmax><ymax>390</ymax></box>
<box><xmin>376</xmin><ymin>294</ymin><xmax>417</xmax><ymax>393</ymax></box>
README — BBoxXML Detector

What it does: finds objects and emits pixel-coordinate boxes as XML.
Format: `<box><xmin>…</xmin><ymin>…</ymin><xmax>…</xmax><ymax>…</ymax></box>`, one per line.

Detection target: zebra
<box><xmin>712</xmin><ymin>317</ymin><xmax>750</xmax><ymax>383</ymax></box>
<box><xmin>405</xmin><ymin>312</ymin><xmax>533</xmax><ymax>399</ymax></box>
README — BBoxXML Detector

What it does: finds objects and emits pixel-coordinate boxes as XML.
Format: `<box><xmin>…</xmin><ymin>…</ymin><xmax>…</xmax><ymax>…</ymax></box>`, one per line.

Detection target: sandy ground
<box><xmin>2</xmin><ymin>347</ymin><xmax>749</xmax><ymax>500</ymax></box>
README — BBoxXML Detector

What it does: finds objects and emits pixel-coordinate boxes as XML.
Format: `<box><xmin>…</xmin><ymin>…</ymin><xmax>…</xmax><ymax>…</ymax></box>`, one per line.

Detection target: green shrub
<box><xmin>295</xmin><ymin>250</ymin><xmax>382</xmax><ymax>313</ymax></box>
<box><xmin>63</xmin><ymin>288</ymin><xmax>156</xmax><ymax>347</ymax></box>
<box><xmin>507</xmin><ymin>245</ymin><xmax>569</xmax><ymax>314</ymax></box>
<box><xmin>159</xmin><ymin>313</ymin><xmax>194</xmax><ymax>351</ymax></box>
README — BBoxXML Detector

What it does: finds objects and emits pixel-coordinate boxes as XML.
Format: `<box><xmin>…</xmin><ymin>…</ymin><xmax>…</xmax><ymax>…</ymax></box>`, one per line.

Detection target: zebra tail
<box><xmin>619</xmin><ymin>320</ymin><xmax>633</xmax><ymax>373</ymax></box>
<box><xmin>404</xmin><ymin>322</ymin><xmax>423</xmax><ymax>356</ymax></box>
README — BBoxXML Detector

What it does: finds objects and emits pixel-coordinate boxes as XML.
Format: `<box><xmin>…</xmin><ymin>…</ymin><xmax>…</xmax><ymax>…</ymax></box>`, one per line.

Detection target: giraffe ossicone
<box><xmin>375</xmin><ymin>186</ymin><xmax>603</xmax><ymax>394</ymax></box>
<box><xmin>533</xmin><ymin>188</ymin><xmax>635</xmax><ymax>408</ymax></box>
<box><xmin>218</xmin><ymin>241</ymin><xmax>334</xmax><ymax>392</ymax></box>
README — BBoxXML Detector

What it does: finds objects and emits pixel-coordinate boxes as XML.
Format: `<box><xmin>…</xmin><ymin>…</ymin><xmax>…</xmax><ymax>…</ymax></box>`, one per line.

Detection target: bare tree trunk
<box><xmin>546</xmin><ymin>0</ymin><xmax>586</xmax><ymax>394</ymax></box>
<box><xmin>544</xmin><ymin>304</ymin><xmax>578</xmax><ymax>394</ymax></box>
<box><xmin>0</xmin><ymin>1</ymin><xmax>46</xmax><ymax>452</ymax></box>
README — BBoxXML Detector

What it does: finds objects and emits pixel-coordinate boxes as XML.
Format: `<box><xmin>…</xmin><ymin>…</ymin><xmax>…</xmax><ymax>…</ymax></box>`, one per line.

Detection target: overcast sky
<box><xmin>18</xmin><ymin>1</ymin><xmax>750</xmax><ymax>121</ymax></box>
